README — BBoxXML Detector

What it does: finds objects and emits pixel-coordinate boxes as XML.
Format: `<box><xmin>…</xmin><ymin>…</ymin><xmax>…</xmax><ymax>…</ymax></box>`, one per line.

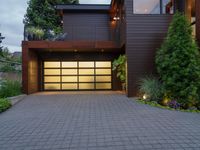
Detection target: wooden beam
<box><xmin>196</xmin><ymin>0</ymin><xmax>200</xmax><ymax>46</ymax></box>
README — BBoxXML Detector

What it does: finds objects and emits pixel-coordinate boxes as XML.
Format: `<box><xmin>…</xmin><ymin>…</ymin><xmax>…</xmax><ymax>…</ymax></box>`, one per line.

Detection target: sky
<box><xmin>0</xmin><ymin>0</ymin><xmax>111</xmax><ymax>52</ymax></box>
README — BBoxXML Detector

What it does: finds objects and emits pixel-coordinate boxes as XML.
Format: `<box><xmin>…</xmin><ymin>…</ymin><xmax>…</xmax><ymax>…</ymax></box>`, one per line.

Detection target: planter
<box><xmin>7</xmin><ymin>94</ymin><xmax>27</xmax><ymax>105</ymax></box>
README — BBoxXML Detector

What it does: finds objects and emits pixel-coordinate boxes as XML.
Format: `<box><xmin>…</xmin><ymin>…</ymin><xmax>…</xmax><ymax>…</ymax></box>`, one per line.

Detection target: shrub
<box><xmin>0</xmin><ymin>98</ymin><xmax>11</xmax><ymax>113</ymax></box>
<box><xmin>0</xmin><ymin>80</ymin><xmax>22</xmax><ymax>98</ymax></box>
<box><xmin>138</xmin><ymin>76</ymin><xmax>163</xmax><ymax>102</ymax></box>
<box><xmin>156</xmin><ymin>12</ymin><xmax>200</xmax><ymax>107</ymax></box>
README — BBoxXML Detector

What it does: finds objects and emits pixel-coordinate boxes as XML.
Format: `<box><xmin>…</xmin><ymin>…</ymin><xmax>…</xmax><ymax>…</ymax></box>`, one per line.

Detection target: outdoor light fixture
<box><xmin>143</xmin><ymin>94</ymin><xmax>147</xmax><ymax>100</ymax></box>
<box><xmin>113</xmin><ymin>16</ymin><xmax>120</xmax><ymax>21</ymax></box>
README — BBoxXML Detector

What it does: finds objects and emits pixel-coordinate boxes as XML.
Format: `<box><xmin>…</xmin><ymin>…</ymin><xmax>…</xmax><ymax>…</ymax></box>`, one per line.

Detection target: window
<box><xmin>133</xmin><ymin>0</ymin><xmax>174</xmax><ymax>14</ymax></box>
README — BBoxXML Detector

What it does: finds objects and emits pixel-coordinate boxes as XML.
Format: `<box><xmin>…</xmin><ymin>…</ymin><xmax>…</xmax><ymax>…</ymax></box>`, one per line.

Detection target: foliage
<box><xmin>136</xmin><ymin>99</ymin><xmax>200</xmax><ymax>113</ymax></box>
<box><xmin>112</xmin><ymin>55</ymin><xmax>126</xmax><ymax>83</ymax></box>
<box><xmin>156</xmin><ymin>12</ymin><xmax>200</xmax><ymax>107</ymax></box>
<box><xmin>24</xmin><ymin>0</ymin><xmax>79</xmax><ymax>38</ymax></box>
<box><xmin>0</xmin><ymin>80</ymin><xmax>22</xmax><ymax>98</ymax></box>
<box><xmin>26</xmin><ymin>26</ymin><xmax>45</xmax><ymax>40</ymax></box>
<box><xmin>0</xmin><ymin>33</ymin><xmax>4</xmax><ymax>53</ymax></box>
<box><xmin>0</xmin><ymin>98</ymin><xmax>11</xmax><ymax>113</ymax></box>
<box><xmin>138</xmin><ymin>76</ymin><xmax>163</xmax><ymax>102</ymax></box>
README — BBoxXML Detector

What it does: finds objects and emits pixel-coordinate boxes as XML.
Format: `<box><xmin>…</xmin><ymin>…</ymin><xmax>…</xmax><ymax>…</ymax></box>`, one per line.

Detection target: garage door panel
<box><xmin>43</xmin><ymin>61</ymin><xmax>112</xmax><ymax>90</ymax></box>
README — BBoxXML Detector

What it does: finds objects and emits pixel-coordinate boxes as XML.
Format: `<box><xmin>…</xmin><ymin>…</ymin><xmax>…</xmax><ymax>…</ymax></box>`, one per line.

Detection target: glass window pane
<box><xmin>162</xmin><ymin>0</ymin><xmax>174</xmax><ymax>14</ymax></box>
<box><xmin>79</xmin><ymin>69</ymin><xmax>94</xmax><ymax>75</ymax></box>
<box><xmin>44</xmin><ymin>69</ymin><xmax>61</xmax><ymax>75</ymax></box>
<box><xmin>96</xmin><ymin>69</ymin><xmax>111</xmax><ymax>75</ymax></box>
<box><xmin>133</xmin><ymin>0</ymin><xmax>160</xmax><ymax>14</ymax></box>
<box><xmin>96</xmin><ymin>61</ymin><xmax>111</xmax><ymax>68</ymax></box>
<box><xmin>44</xmin><ymin>84</ymin><xmax>60</xmax><ymax>90</ymax></box>
<box><xmin>96</xmin><ymin>83</ymin><xmax>111</xmax><ymax>89</ymax></box>
<box><xmin>62</xmin><ymin>62</ymin><xmax>78</xmax><ymax>68</ymax></box>
<box><xmin>44</xmin><ymin>76</ymin><xmax>60</xmax><ymax>82</ymax></box>
<box><xmin>62</xmin><ymin>69</ymin><xmax>78</xmax><ymax>75</ymax></box>
<box><xmin>62</xmin><ymin>76</ymin><xmax>78</xmax><ymax>82</ymax></box>
<box><xmin>62</xmin><ymin>84</ymin><xmax>78</xmax><ymax>90</ymax></box>
<box><xmin>96</xmin><ymin>76</ymin><xmax>111</xmax><ymax>82</ymax></box>
<box><xmin>79</xmin><ymin>83</ymin><xmax>95</xmax><ymax>89</ymax></box>
<box><xmin>79</xmin><ymin>62</ymin><xmax>94</xmax><ymax>68</ymax></box>
<box><xmin>79</xmin><ymin>76</ymin><xmax>94</xmax><ymax>82</ymax></box>
<box><xmin>44</xmin><ymin>62</ymin><xmax>60</xmax><ymax>68</ymax></box>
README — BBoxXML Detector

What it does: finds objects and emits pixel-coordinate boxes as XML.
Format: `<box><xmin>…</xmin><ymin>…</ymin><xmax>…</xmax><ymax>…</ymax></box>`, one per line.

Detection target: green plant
<box><xmin>113</xmin><ymin>55</ymin><xmax>126</xmax><ymax>82</ymax></box>
<box><xmin>0</xmin><ymin>98</ymin><xmax>11</xmax><ymax>113</ymax></box>
<box><xmin>26</xmin><ymin>26</ymin><xmax>44</xmax><ymax>40</ymax></box>
<box><xmin>138</xmin><ymin>76</ymin><xmax>163</xmax><ymax>102</ymax></box>
<box><xmin>156</xmin><ymin>12</ymin><xmax>200</xmax><ymax>107</ymax></box>
<box><xmin>0</xmin><ymin>80</ymin><xmax>22</xmax><ymax>98</ymax></box>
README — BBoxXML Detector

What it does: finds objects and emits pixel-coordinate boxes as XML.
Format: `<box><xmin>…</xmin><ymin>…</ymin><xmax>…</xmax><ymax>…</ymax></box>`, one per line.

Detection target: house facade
<box><xmin>22</xmin><ymin>0</ymin><xmax>199</xmax><ymax>97</ymax></box>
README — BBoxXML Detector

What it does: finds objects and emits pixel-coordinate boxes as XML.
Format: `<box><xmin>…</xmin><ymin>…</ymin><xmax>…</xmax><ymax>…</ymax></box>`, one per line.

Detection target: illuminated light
<box><xmin>74</xmin><ymin>49</ymin><xmax>78</xmax><ymax>52</ymax></box>
<box><xmin>143</xmin><ymin>94</ymin><xmax>147</xmax><ymax>100</ymax></box>
<box><xmin>113</xmin><ymin>16</ymin><xmax>120</xmax><ymax>21</ymax></box>
<box><xmin>101</xmin><ymin>49</ymin><xmax>104</xmax><ymax>52</ymax></box>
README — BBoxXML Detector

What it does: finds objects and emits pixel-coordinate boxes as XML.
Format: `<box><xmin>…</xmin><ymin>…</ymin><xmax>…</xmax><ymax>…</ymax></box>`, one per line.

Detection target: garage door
<box><xmin>43</xmin><ymin>61</ymin><xmax>112</xmax><ymax>90</ymax></box>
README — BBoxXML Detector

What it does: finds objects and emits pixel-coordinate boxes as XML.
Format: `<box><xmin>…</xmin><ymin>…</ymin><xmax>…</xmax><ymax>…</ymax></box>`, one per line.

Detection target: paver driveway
<box><xmin>0</xmin><ymin>92</ymin><xmax>200</xmax><ymax>150</ymax></box>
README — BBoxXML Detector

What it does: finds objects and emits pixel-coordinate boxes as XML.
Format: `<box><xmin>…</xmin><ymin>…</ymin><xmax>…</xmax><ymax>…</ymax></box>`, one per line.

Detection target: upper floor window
<box><xmin>133</xmin><ymin>0</ymin><xmax>174</xmax><ymax>14</ymax></box>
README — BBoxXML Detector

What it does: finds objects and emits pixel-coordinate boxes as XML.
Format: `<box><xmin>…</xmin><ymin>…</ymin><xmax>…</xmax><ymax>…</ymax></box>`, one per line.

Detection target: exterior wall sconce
<box><xmin>113</xmin><ymin>16</ymin><xmax>120</xmax><ymax>21</ymax></box>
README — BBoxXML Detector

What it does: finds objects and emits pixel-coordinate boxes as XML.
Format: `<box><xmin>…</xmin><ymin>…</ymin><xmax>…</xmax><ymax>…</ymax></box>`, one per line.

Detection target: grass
<box><xmin>0</xmin><ymin>98</ymin><xmax>11</xmax><ymax>113</ymax></box>
<box><xmin>0</xmin><ymin>80</ymin><xmax>22</xmax><ymax>98</ymax></box>
<box><xmin>136</xmin><ymin>99</ymin><xmax>200</xmax><ymax>113</ymax></box>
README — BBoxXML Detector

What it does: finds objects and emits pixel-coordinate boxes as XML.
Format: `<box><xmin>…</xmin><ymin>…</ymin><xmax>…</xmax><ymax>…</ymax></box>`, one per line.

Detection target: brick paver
<box><xmin>0</xmin><ymin>92</ymin><xmax>200</xmax><ymax>150</ymax></box>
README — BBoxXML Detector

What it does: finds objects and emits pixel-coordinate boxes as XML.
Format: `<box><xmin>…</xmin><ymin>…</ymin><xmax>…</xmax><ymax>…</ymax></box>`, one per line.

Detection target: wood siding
<box><xmin>125</xmin><ymin>0</ymin><xmax>172</xmax><ymax>97</ymax></box>
<box><xmin>196</xmin><ymin>0</ymin><xmax>200</xmax><ymax>45</ymax></box>
<box><xmin>63</xmin><ymin>13</ymin><xmax>113</xmax><ymax>41</ymax></box>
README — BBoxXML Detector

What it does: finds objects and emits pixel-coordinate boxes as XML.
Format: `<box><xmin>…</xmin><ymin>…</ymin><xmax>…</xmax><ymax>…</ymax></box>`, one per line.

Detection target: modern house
<box><xmin>22</xmin><ymin>0</ymin><xmax>199</xmax><ymax>97</ymax></box>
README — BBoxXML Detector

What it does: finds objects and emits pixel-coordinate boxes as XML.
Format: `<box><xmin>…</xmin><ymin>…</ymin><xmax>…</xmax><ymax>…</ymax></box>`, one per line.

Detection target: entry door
<box><xmin>43</xmin><ymin>61</ymin><xmax>112</xmax><ymax>90</ymax></box>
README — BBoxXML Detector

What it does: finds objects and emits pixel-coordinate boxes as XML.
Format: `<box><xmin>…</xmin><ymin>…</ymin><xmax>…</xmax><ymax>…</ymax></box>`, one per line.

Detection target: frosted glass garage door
<box><xmin>43</xmin><ymin>61</ymin><xmax>112</xmax><ymax>90</ymax></box>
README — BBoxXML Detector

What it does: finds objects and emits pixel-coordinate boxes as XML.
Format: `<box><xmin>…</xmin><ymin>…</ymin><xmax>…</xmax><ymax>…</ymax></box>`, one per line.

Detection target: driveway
<box><xmin>0</xmin><ymin>92</ymin><xmax>200</xmax><ymax>150</ymax></box>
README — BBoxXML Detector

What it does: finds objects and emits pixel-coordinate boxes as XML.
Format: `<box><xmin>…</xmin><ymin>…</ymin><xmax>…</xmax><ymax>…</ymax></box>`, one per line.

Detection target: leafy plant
<box><xmin>0</xmin><ymin>98</ymin><xmax>11</xmax><ymax>113</ymax></box>
<box><xmin>156</xmin><ymin>12</ymin><xmax>200</xmax><ymax>107</ymax></box>
<box><xmin>26</xmin><ymin>26</ymin><xmax>44</xmax><ymax>40</ymax></box>
<box><xmin>113</xmin><ymin>55</ymin><xmax>126</xmax><ymax>83</ymax></box>
<box><xmin>0</xmin><ymin>80</ymin><xmax>22</xmax><ymax>98</ymax></box>
<box><xmin>138</xmin><ymin>76</ymin><xmax>163</xmax><ymax>102</ymax></box>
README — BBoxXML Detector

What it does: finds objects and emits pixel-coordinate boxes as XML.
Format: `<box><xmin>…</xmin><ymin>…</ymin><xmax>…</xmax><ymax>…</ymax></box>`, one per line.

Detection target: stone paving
<box><xmin>0</xmin><ymin>91</ymin><xmax>200</xmax><ymax>150</ymax></box>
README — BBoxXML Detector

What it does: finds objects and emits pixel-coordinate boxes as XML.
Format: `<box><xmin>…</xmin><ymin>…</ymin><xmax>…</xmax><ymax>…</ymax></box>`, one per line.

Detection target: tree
<box><xmin>24</xmin><ymin>0</ymin><xmax>79</xmax><ymax>37</ymax></box>
<box><xmin>0</xmin><ymin>33</ymin><xmax>5</xmax><ymax>54</ymax></box>
<box><xmin>156</xmin><ymin>12</ymin><xmax>200</xmax><ymax>107</ymax></box>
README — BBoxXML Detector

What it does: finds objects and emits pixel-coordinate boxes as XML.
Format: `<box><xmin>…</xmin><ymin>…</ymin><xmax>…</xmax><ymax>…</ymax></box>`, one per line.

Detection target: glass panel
<box><xmin>62</xmin><ymin>69</ymin><xmax>78</xmax><ymax>75</ymax></box>
<box><xmin>62</xmin><ymin>84</ymin><xmax>78</xmax><ymax>90</ymax></box>
<box><xmin>79</xmin><ymin>69</ymin><xmax>94</xmax><ymax>75</ymax></box>
<box><xmin>62</xmin><ymin>76</ymin><xmax>78</xmax><ymax>82</ymax></box>
<box><xmin>79</xmin><ymin>76</ymin><xmax>94</xmax><ymax>82</ymax></box>
<box><xmin>62</xmin><ymin>62</ymin><xmax>78</xmax><ymax>68</ymax></box>
<box><xmin>96</xmin><ymin>83</ymin><xmax>112</xmax><ymax>89</ymax></box>
<box><xmin>79</xmin><ymin>62</ymin><xmax>94</xmax><ymax>68</ymax></box>
<box><xmin>44</xmin><ymin>69</ymin><xmax>61</xmax><ymax>75</ymax></box>
<box><xmin>44</xmin><ymin>84</ymin><xmax>60</xmax><ymax>90</ymax></box>
<box><xmin>162</xmin><ymin>0</ymin><xmax>174</xmax><ymax>14</ymax></box>
<box><xmin>44</xmin><ymin>62</ymin><xmax>60</xmax><ymax>68</ymax></box>
<box><xmin>79</xmin><ymin>83</ymin><xmax>95</xmax><ymax>89</ymax></box>
<box><xmin>96</xmin><ymin>61</ymin><xmax>111</xmax><ymax>68</ymax></box>
<box><xmin>96</xmin><ymin>76</ymin><xmax>111</xmax><ymax>82</ymax></box>
<box><xmin>133</xmin><ymin>0</ymin><xmax>160</xmax><ymax>14</ymax></box>
<box><xmin>44</xmin><ymin>76</ymin><xmax>60</xmax><ymax>82</ymax></box>
<box><xmin>96</xmin><ymin>69</ymin><xmax>111</xmax><ymax>75</ymax></box>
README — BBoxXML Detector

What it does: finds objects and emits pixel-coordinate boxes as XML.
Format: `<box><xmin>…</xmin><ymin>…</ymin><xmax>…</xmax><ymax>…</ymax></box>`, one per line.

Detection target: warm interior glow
<box><xmin>44</xmin><ymin>84</ymin><xmax>60</xmax><ymax>90</ymax></box>
<box><xmin>44</xmin><ymin>62</ymin><xmax>60</xmax><ymax>68</ymax></box>
<box><xmin>62</xmin><ymin>69</ymin><xmax>78</xmax><ymax>75</ymax></box>
<box><xmin>79</xmin><ymin>62</ymin><xmax>94</xmax><ymax>68</ymax></box>
<box><xmin>44</xmin><ymin>69</ymin><xmax>61</xmax><ymax>75</ymax></box>
<box><xmin>96</xmin><ymin>69</ymin><xmax>111</xmax><ymax>75</ymax></box>
<box><xmin>62</xmin><ymin>62</ymin><xmax>78</xmax><ymax>68</ymax></box>
<box><xmin>62</xmin><ymin>84</ymin><xmax>78</xmax><ymax>90</ymax></box>
<box><xmin>79</xmin><ymin>76</ymin><xmax>94</xmax><ymax>82</ymax></box>
<box><xmin>96</xmin><ymin>76</ymin><xmax>111</xmax><ymax>82</ymax></box>
<box><xmin>79</xmin><ymin>69</ymin><xmax>94</xmax><ymax>75</ymax></box>
<box><xmin>62</xmin><ymin>76</ymin><xmax>78</xmax><ymax>82</ymax></box>
<box><xmin>44</xmin><ymin>76</ymin><xmax>60</xmax><ymax>82</ymax></box>
<box><xmin>96</xmin><ymin>61</ymin><xmax>111</xmax><ymax>68</ymax></box>
<box><xmin>79</xmin><ymin>83</ymin><xmax>95</xmax><ymax>89</ymax></box>
<box><xmin>96</xmin><ymin>83</ymin><xmax>111</xmax><ymax>89</ymax></box>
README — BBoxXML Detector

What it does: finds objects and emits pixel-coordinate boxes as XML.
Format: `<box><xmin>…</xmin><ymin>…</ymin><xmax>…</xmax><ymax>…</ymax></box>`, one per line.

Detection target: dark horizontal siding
<box><xmin>125</xmin><ymin>0</ymin><xmax>172</xmax><ymax>97</ymax></box>
<box><xmin>63</xmin><ymin>13</ymin><xmax>112</xmax><ymax>41</ymax></box>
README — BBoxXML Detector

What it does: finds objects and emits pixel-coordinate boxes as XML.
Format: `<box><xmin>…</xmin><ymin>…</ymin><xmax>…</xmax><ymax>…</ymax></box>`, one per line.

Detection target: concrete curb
<box><xmin>7</xmin><ymin>94</ymin><xmax>27</xmax><ymax>105</ymax></box>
